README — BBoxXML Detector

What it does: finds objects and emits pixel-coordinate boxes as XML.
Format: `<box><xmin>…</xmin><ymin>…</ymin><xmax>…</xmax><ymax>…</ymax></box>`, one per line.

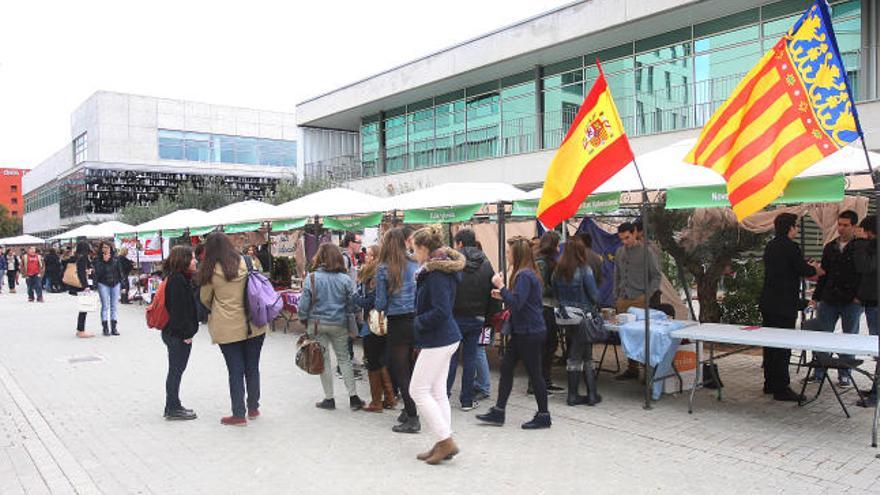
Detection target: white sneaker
<box><xmin>460</xmin><ymin>401</ymin><xmax>479</xmax><ymax>412</ymax></box>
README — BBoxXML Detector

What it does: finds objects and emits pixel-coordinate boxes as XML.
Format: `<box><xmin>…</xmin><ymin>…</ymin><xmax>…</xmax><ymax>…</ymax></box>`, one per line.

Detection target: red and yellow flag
<box><xmin>685</xmin><ymin>0</ymin><xmax>861</xmax><ymax>220</ymax></box>
<box><xmin>537</xmin><ymin>64</ymin><xmax>634</xmax><ymax>230</ymax></box>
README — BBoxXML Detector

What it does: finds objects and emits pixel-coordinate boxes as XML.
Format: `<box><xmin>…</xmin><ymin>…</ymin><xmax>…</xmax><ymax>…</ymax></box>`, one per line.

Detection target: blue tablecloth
<box><xmin>616</xmin><ymin>319</ymin><xmax>695</xmax><ymax>399</ymax></box>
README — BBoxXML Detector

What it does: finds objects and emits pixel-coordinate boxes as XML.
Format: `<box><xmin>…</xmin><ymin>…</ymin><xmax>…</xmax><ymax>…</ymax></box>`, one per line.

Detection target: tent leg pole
<box><xmin>642</xmin><ymin>201</ymin><xmax>653</xmax><ymax>410</ymax></box>
<box><xmin>675</xmin><ymin>259</ymin><xmax>697</xmax><ymax>322</ymax></box>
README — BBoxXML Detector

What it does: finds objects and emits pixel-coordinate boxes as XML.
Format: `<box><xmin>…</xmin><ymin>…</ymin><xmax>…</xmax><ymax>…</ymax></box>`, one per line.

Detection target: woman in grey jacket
<box><xmin>299</xmin><ymin>243</ymin><xmax>364</xmax><ymax>411</ymax></box>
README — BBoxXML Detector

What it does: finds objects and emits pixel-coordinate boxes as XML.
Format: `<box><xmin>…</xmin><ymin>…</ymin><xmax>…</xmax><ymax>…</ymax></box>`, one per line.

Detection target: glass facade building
<box><xmin>158</xmin><ymin>130</ymin><xmax>297</xmax><ymax>167</ymax></box>
<box><xmin>357</xmin><ymin>0</ymin><xmax>863</xmax><ymax>177</ymax></box>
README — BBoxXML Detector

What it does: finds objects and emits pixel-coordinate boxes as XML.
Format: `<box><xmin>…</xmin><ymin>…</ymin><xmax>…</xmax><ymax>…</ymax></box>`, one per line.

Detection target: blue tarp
<box><xmin>575</xmin><ymin>218</ymin><xmax>620</xmax><ymax>308</ymax></box>
<box><xmin>617</xmin><ymin>319</ymin><xmax>691</xmax><ymax>399</ymax></box>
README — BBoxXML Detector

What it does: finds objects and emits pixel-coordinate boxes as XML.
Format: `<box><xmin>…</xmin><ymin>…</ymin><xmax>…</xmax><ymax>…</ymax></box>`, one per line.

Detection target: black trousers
<box><xmin>363</xmin><ymin>333</ymin><xmax>387</xmax><ymax>371</ymax></box>
<box><xmin>761</xmin><ymin>311</ymin><xmax>796</xmax><ymax>393</ymax></box>
<box><xmin>76</xmin><ymin>312</ymin><xmax>87</xmax><ymax>332</ymax></box>
<box><xmin>497</xmin><ymin>333</ymin><xmax>548</xmax><ymax>413</ymax></box>
<box><xmin>387</xmin><ymin>315</ymin><xmax>416</xmax><ymax>416</ymax></box>
<box><xmin>541</xmin><ymin>306</ymin><xmax>559</xmax><ymax>384</ymax></box>
<box><xmin>162</xmin><ymin>332</ymin><xmax>192</xmax><ymax>412</ymax></box>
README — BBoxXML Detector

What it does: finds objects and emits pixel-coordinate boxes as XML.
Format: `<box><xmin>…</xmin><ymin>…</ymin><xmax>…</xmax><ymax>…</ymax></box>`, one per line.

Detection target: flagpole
<box><xmin>858</xmin><ymin>136</ymin><xmax>880</xmax><ymax>448</ymax></box>
<box><xmin>632</xmin><ymin>156</ymin><xmax>653</xmax><ymax>410</ymax></box>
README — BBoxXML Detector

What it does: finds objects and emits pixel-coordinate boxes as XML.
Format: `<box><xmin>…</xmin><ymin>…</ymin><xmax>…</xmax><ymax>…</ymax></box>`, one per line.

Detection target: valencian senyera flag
<box><xmin>537</xmin><ymin>62</ymin><xmax>635</xmax><ymax>229</ymax></box>
<box><xmin>685</xmin><ymin>0</ymin><xmax>862</xmax><ymax>220</ymax></box>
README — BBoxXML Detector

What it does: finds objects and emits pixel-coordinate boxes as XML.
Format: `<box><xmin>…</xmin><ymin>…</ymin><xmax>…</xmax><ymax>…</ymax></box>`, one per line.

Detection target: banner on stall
<box><xmin>512</xmin><ymin>192</ymin><xmax>620</xmax><ymax>218</ymax></box>
<box><xmin>323</xmin><ymin>212</ymin><xmax>383</xmax><ymax>231</ymax></box>
<box><xmin>223</xmin><ymin>222</ymin><xmax>263</xmax><ymax>234</ymax></box>
<box><xmin>404</xmin><ymin>204</ymin><xmax>482</xmax><ymax>224</ymax></box>
<box><xmin>271</xmin><ymin>218</ymin><xmax>308</xmax><ymax>232</ymax></box>
<box><xmin>189</xmin><ymin>225</ymin><xmax>217</xmax><ymax>236</ymax></box>
<box><xmin>271</xmin><ymin>232</ymin><xmax>298</xmax><ymax>257</ymax></box>
<box><xmin>114</xmin><ymin>234</ymin><xmax>170</xmax><ymax>263</ymax></box>
<box><xmin>665</xmin><ymin>175</ymin><xmax>844</xmax><ymax>210</ymax></box>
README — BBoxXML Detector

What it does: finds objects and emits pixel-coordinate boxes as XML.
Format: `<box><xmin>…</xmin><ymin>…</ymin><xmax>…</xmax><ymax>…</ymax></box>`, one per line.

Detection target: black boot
<box><xmin>391</xmin><ymin>414</ymin><xmax>420</xmax><ymax>433</ymax></box>
<box><xmin>102</xmin><ymin>321</ymin><xmax>110</xmax><ymax>336</ymax></box>
<box><xmin>110</xmin><ymin>320</ymin><xmax>119</xmax><ymax>336</ymax></box>
<box><xmin>566</xmin><ymin>370</ymin><xmax>589</xmax><ymax>406</ymax></box>
<box><xmin>583</xmin><ymin>366</ymin><xmax>602</xmax><ymax>406</ymax></box>
<box><xmin>521</xmin><ymin>412</ymin><xmax>552</xmax><ymax>430</ymax></box>
<box><xmin>476</xmin><ymin>406</ymin><xmax>505</xmax><ymax>426</ymax></box>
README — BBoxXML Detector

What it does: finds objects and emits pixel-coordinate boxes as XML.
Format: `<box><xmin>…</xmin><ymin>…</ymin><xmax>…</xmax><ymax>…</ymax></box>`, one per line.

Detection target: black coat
<box><xmin>43</xmin><ymin>253</ymin><xmax>62</xmax><ymax>275</ymax></box>
<box><xmin>814</xmin><ymin>238</ymin><xmax>860</xmax><ymax>305</ymax></box>
<box><xmin>452</xmin><ymin>247</ymin><xmax>499</xmax><ymax>318</ymax></box>
<box><xmin>759</xmin><ymin>236</ymin><xmax>816</xmax><ymax>317</ymax></box>
<box><xmin>164</xmin><ymin>272</ymin><xmax>199</xmax><ymax>339</ymax></box>
<box><xmin>853</xmin><ymin>238</ymin><xmax>877</xmax><ymax>306</ymax></box>
<box><xmin>94</xmin><ymin>255</ymin><xmax>124</xmax><ymax>287</ymax></box>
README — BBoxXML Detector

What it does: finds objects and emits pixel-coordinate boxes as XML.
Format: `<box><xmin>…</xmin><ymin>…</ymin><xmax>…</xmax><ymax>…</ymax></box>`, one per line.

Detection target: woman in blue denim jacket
<box><xmin>551</xmin><ymin>238</ymin><xmax>602</xmax><ymax>407</ymax></box>
<box><xmin>375</xmin><ymin>228</ymin><xmax>421</xmax><ymax>434</ymax></box>
<box><xmin>299</xmin><ymin>243</ymin><xmax>364</xmax><ymax>412</ymax></box>
<box><xmin>353</xmin><ymin>245</ymin><xmax>396</xmax><ymax>413</ymax></box>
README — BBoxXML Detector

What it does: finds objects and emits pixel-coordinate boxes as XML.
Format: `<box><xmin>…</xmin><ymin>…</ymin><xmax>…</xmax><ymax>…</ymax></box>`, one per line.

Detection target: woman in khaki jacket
<box><xmin>198</xmin><ymin>233</ymin><xmax>268</xmax><ymax>427</ymax></box>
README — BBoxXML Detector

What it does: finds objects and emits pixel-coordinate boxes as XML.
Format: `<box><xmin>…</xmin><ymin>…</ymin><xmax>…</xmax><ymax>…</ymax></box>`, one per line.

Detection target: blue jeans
<box><xmin>97</xmin><ymin>283</ymin><xmax>120</xmax><ymax>322</ymax></box>
<box><xmin>475</xmin><ymin>346</ymin><xmax>491</xmax><ymax>395</ymax></box>
<box><xmin>816</xmin><ymin>302</ymin><xmax>863</xmax><ymax>379</ymax></box>
<box><xmin>219</xmin><ymin>334</ymin><xmax>265</xmax><ymax>418</ymax></box>
<box><xmin>446</xmin><ymin>316</ymin><xmax>482</xmax><ymax>406</ymax></box>
<box><xmin>25</xmin><ymin>275</ymin><xmax>43</xmax><ymax>300</ymax></box>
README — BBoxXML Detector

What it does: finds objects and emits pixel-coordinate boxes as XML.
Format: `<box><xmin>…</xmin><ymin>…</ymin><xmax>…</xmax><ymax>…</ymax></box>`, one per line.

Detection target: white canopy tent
<box><xmin>203</xmin><ymin>200</ymin><xmax>284</xmax><ymax>226</ymax></box>
<box><xmin>0</xmin><ymin>235</ymin><xmax>46</xmax><ymax>245</ymax></box>
<box><xmin>385</xmin><ymin>182</ymin><xmax>529</xmax><ymax>210</ymax></box>
<box><xmin>50</xmin><ymin>220</ymin><xmax>135</xmax><ymax>241</ymax></box>
<box><xmin>271</xmin><ymin>188</ymin><xmax>390</xmax><ymax>220</ymax></box>
<box><xmin>132</xmin><ymin>209</ymin><xmax>214</xmax><ymax>234</ymax></box>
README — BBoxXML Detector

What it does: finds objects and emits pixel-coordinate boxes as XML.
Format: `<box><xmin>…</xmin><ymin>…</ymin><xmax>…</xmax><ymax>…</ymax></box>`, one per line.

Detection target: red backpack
<box><xmin>145</xmin><ymin>279</ymin><xmax>169</xmax><ymax>330</ymax></box>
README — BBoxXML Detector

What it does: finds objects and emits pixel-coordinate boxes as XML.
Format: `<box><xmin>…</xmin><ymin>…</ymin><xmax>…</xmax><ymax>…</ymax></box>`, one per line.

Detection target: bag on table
<box><xmin>77</xmin><ymin>291</ymin><xmax>99</xmax><ymax>313</ymax></box>
<box><xmin>295</xmin><ymin>272</ymin><xmax>326</xmax><ymax>375</ymax></box>
<box><xmin>63</xmin><ymin>263</ymin><xmax>81</xmax><ymax>288</ymax></box>
<box><xmin>581</xmin><ymin>312</ymin><xmax>609</xmax><ymax>343</ymax></box>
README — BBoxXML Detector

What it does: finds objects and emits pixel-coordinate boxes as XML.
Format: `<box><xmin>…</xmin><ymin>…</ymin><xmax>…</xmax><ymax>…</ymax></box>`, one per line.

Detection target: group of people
<box><xmin>1</xmin><ymin>246</ymin><xmax>64</xmax><ymax>300</ymax></box>
<box><xmin>759</xmin><ymin>211</ymin><xmax>879</xmax><ymax>407</ymax></box>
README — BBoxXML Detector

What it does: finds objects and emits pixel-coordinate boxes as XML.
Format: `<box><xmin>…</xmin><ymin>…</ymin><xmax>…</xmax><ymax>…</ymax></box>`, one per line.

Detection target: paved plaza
<box><xmin>1</xmin><ymin>291</ymin><xmax>880</xmax><ymax>494</ymax></box>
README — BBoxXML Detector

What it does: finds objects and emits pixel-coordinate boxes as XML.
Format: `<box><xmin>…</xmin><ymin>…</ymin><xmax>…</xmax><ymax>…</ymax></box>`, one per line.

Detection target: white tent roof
<box><xmin>134</xmin><ymin>209</ymin><xmax>214</xmax><ymax>233</ymax></box>
<box><xmin>205</xmin><ymin>200</ymin><xmax>283</xmax><ymax>226</ymax></box>
<box><xmin>524</xmin><ymin>140</ymin><xmax>879</xmax><ymax>199</ymax></box>
<box><xmin>272</xmin><ymin>188</ymin><xmax>390</xmax><ymax>219</ymax></box>
<box><xmin>386</xmin><ymin>182</ymin><xmax>528</xmax><ymax>210</ymax></box>
<box><xmin>51</xmin><ymin>220</ymin><xmax>136</xmax><ymax>240</ymax></box>
<box><xmin>0</xmin><ymin>235</ymin><xmax>46</xmax><ymax>245</ymax></box>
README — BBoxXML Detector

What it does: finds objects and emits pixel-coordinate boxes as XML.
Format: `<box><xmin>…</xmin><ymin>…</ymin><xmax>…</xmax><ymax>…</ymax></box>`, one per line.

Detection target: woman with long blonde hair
<box><xmin>477</xmin><ymin>236</ymin><xmax>551</xmax><ymax>430</ymax></box>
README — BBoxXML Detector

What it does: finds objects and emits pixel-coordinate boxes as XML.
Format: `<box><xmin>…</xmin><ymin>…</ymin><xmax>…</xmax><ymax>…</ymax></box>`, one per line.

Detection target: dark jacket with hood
<box><xmin>453</xmin><ymin>246</ymin><xmax>499</xmax><ymax>319</ymax></box>
<box><xmin>94</xmin><ymin>249</ymin><xmax>124</xmax><ymax>287</ymax></box>
<box><xmin>414</xmin><ymin>247</ymin><xmax>465</xmax><ymax>349</ymax></box>
<box><xmin>164</xmin><ymin>272</ymin><xmax>199</xmax><ymax>339</ymax></box>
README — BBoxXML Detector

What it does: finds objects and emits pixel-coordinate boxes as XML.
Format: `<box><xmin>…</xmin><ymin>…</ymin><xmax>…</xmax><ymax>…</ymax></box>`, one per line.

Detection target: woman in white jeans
<box><xmin>409</xmin><ymin>226</ymin><xmax>465</xmax><ymax>465</ymax></box>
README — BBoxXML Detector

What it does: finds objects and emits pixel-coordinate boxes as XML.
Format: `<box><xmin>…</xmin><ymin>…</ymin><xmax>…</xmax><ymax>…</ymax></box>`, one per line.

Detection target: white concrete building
<box><xmin>24</xmin><ymin>91</ymin><xmax>353</xmax><ymax>236</ymax></box>
<box><xmin>296</xmin><ymin>0</ymin><xmax>879</xmax><ymax>196</ymax></box>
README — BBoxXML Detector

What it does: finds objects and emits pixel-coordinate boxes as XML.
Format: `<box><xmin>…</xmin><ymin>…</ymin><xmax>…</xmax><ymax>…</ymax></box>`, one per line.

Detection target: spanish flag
<box><xmin>537</xmin><ymin>63</ymin><xmax>634</xmax><ymax>230</ymax></box>
<box><xmin>685</xmin><ymin>0</ymin><xmax>861</xmax><ymax>220</ymax></box>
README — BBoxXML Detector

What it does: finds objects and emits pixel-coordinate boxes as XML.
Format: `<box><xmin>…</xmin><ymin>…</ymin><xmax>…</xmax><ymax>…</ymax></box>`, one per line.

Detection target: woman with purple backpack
<box><xmin>198</xmin><ymin>233</ymin><xmax>267</xmax><ymax>427</ymax></box>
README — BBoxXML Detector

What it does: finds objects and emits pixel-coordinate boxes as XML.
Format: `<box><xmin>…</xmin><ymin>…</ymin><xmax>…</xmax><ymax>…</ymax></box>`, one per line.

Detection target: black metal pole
<box><xmin>858</xmin><ymin>136</ymin><xmax>880</xmax><ymax>448</ymax></box>
<box><xmin>497</xmin><ymin>201</ymin><xmax>507</xmax><ymax>276</ymax></box>
<box><xmin>631</xmin><ymin>155</ymin><xmax>653</xmax><ymax>410</ymax></box>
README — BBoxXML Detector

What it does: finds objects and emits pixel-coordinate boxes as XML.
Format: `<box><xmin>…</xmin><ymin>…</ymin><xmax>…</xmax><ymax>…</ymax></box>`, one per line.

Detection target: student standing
<box><xmin>613</xmin><ymin>222</ymin><xmax>661</xmax><ymax>381</ymax></box>
<box><xmin>5</xmin><ymin>248</ymin><xmax>20</xmax><ymax>293</ymax></box>
<box><xmin>811</xmin><ymin>210</ymin><xmax>862</xmax><ymax>386</ymax></box>
<box><xmin>535</xmin><ymin>232</ymin><xmax>563</xmax><ymax>393</ymax></box>
<box><xmin>409</xmin><ymin>226</ymin><xmax>464</xmax><ymax>464</ymax></box>
<box><xmin>376</xmin><ymin>228</ymin><xmax>421</xmax><ymax>434</ymax></box>
<box><xmin>43</xmin><ymin>248</ymin><xmax>63</xmax><ymax>293</ymax></box>
<box><xmin>198</xmin><ymin>233</ymin><xmax>267</xmax><ymax>426</ymax></box>
<box><xmin>118</xmin><ymin>248</ymin><xmax>134</xmax><ymax>303</ymax></box>
<box><xmin>854</xmin><ymin>215</ymin><xmax>878</xmax><ymax>407</ymax></box>
<box><xmin>70</xmin><ymin>242</ymin><xmax>94</xmax><ymax>338</ymax></box>
<box><xmin>298</xmin><ymin>243</ymin><xmax>364</xmax><ymax>411</ymax></box>
<box><xmin>22</xmin><ymin>246</ymin><xmax>44</xmax><ymax>302</ymax></box>
<box><xmin>477</xmin><ymin>237</ymin><xmax>551</xmax><ymax>430</ymax></box>
<box><xmin>760</xmin><ymin>213</ymin><xmax>821</xmax><ymax>401</ymax></box>
<box><xmin>94</xmin><ymin>241</ymin><xmax>124</xmax><ymax>336</ymax></box>
<box><xmin>162</xmin><ymin>246</ymin><xmax>198</xmax><ymax>421</ymax></box>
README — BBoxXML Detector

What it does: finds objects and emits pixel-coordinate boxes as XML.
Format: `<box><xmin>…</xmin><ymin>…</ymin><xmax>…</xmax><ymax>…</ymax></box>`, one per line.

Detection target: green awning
<box><xmin>271</xmin><ymin>218</ymin><xmax>308</xmax><ymax>232</ymax></box>
<box><xmin>403</xmin><ymin>204</ymin><xmax>482</xmax><ymax>224</ymax></box>
<box><xmin>511</xmin><ymin>192</ymin><xmax>621</xmax><ymax>218</ymax></box>
<box><xmin>189</xmin><ymin>225</ymin><xmax>217</xmax><ymax>236</ymax></box>
<box><xmin>161</xmin><ymin>228</ymin><xmax>186</xmax><ymax>238</ymax></box>
<box><xmin>115</xmin><ymin>232</ymin><xmax>136</xmax><ymax>240</ymax></box>
<box><xmin>323</xmin><ymin>212</ymin><xmax>383</xmax><ymax>231</ymax></box>
<box><xmin>139</xmin><ymin>230</ymin><xmax>158</xmax><ymax>238</ymax></box>
<box><xmin>223</xmin><ymin>222</ymin><xmax>263</xmax><ymax>234</ymax></box>
<box><xmin>665</xmin><ymin>175</ymin><xmax>845</xmax><ymax>210</ymax></box>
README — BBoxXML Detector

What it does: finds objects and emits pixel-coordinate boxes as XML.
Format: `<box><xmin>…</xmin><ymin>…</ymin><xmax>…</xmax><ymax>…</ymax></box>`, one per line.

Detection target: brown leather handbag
<box><xmin>295</xmin><ymin>273</ymin><xmax>325</xmax><ymax>375</ymax></box>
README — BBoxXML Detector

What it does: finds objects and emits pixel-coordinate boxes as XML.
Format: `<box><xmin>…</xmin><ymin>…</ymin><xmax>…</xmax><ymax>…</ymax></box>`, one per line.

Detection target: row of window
<box><xmin>357</xmin><ymin>0</ymin><xmax>862</xmax><ymax>176</ymax></box>
<box><xmin>158</xmin><ymin>130</ymin><xmax>297</xmax><ymax>167</ymax></box>
<box><xmin>24</xmin><ymin>183</ymin><xmax>59</xmax><ymax>214</ymax></box>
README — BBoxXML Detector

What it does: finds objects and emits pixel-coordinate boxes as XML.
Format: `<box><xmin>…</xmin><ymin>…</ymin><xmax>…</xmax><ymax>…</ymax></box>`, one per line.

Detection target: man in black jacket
<box><xmin>759</xmin><ymin>213</ymin><xmax>822</xmax><ymax>401</ymax></box>
<box><xmin>853</xmin><ymin>215</ymin><xmax>877</xmax><ymax>407</ymax></box>
<box><xmin>811</xmin><ymin>210</ymin><xmax>862</xmax><ymax>386</ymax></box>
<box><xmin>447</xmin><ymin>228</ymin><xmax>499</xmax><ymax>410</ymax></box>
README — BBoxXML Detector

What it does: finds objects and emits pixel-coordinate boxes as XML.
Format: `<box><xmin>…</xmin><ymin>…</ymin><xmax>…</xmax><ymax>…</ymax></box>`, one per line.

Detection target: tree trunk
<box><xmin>696</xmin><ymin>273</ymin><xmax>722</xmax><ymax>323</ymax></box>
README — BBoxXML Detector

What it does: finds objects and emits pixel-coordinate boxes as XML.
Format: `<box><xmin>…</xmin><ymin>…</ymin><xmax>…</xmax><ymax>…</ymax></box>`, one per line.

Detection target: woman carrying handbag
<box><xmin>68</xmin><ymin>241</ymin><xmax>95</xmax><ymax>338</ymax></box>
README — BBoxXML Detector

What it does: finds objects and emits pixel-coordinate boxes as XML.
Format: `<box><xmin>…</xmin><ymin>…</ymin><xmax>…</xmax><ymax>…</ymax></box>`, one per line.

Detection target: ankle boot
<box><xmin>110</xmin><ymin>320</ymin><xmax>119</xmax><ymax>336</ymax></box>
<box><xmin>566</xmin><ymin>370</ymin><xmax>589</xmax><ymax>406</ymax></box>
<box><xmin>363</xmin><ymin>371</ymin><xmax>384</xmax><ymax>412</ymax></box>
<box><xmin>583</xmin><ymin>366</ymin><xmax>602</xmax><ymax>406</ymax></box>
<box><xmin>425</xmin><ymin>437</ymin><xmax>459</xmax><ymax>465</ymax></box>
<box><xmin>380</xmin><ymin>367</ymin><xmax>397</xmax><ymax>409</ymax></box>
<box><xmin>391</xmin><ymin>414</ymin><xmax>420</xmax><ymax>434</ymax></box>
<box><xmin>476</xmin><ymin>406</ymin><xmax>505</xmax><ymax>426</ymax></box>
<box><xmin>102</xmin><ymin>321</ymin><xmax>110</xmax><ymax>336</ymax></box>
<box><xmin>521</xmin><ymin>412</ymin><xmax>552</xmax><ymax>430</ymax></box>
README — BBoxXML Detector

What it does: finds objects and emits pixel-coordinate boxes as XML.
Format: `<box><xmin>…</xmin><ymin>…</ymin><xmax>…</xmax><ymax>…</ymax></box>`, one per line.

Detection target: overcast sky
<box><xmin>0</xmin><ymin>0</ymin><xmax>569</xmax><ymax>168</ymax></box>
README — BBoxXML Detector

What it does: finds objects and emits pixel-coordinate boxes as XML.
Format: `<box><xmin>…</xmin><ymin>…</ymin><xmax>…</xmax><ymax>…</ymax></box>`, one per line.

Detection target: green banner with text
<box><xmin>665</xmin><ymin>175</ymin><xmax>844</xmax><ymax>210</ymax></box>
<box><xmin>322</xmin><ymin>212</ymin><xmax>384</xmax><ymax>231</ymax></box>
<box><xmin>403</xmin><ymin>204</ymin><xmax>483</xmax><ymax>224</ymax></box>
<box><xmin>270</xmin><ymin>218</ymin><xmax>308</xmax><ymax>232</ymax></box>
<box><xmin>511</xmin><ymin>192</ymin><xmax>620</xmax><ymax>217</ymax></box>
<box><xmin>223</xmin><ymin>222</ymin><xmax>263</xmax><ymax>234</ymax></box>
<box><xmin>189</xmin><ymin>226</ymin><xmax>217</xmax><ymax>236</ymax></box>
